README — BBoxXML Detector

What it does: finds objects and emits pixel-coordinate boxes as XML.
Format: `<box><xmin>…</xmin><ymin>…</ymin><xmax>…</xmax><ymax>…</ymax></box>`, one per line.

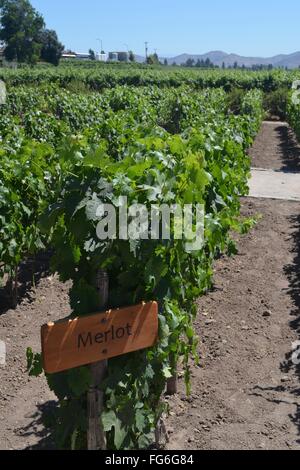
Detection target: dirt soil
<box><xmin>0</xmin><ymin>276</ymin><xmax>70</xmax><ymax>450</ymax></box>
<box><xmin>166</xmin><ymin>198</ymin><xmax>300</xmax><ymax>450</ymax></box>
<box><xmin>1</xmin><ymin>122</ymin><xmax>300</xmax><ymax>450</ymax></box>
<box><xmin>249</xmin><ymin>121</ymin><xmax>300</xmax><ymax>172</ymax></box>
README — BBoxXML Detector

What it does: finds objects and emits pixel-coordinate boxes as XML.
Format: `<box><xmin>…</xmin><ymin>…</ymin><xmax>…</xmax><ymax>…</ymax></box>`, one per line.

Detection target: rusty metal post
<box><xmin>87</xmin><ymin>270</ymin><xmax>109</xmax><ymax>450</ymax></box>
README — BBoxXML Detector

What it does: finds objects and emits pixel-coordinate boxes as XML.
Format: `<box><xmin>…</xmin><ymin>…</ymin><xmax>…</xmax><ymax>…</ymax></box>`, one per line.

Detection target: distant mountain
<box><xmin>135</xmin><ymin>50</ymin><xmax>300</xmax><ymax>69</ymax></box>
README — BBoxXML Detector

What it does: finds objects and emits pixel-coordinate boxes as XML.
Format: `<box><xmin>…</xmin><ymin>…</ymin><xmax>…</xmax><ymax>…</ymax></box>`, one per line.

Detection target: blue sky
<box><xmin>31</xmin><ymin>0</ymin><xmax>300</xmax><ymax>57</ymax></box>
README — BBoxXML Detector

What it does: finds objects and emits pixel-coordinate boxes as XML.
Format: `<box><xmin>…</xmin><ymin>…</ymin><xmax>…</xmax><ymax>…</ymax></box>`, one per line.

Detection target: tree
<box><xmin>164</xmin><ymin>58</ymin><xmax>168</xmax><ymax>66</ymax></box>
<box><xmin>89</xmin><ymin>48</ymin><xmax>96</xmax><ymax>61</ymax></box>
<box><xmin>146</xmin><ymin>53</ymin><xmax>159</xmax><ymax>65</ymax></box>
<box><xmin>185</xmin><ymin>58</ymin><xmax>195</xmax><ymax>67</ymax></box>
<box><xmin>0</xmin><ymin>0</ymin><xmax>63</xmax><ymax>65</ymax></box>
<box><xmin>40</xmin><ymin>29</ymin><xmax>64</xmax><ymax>66</ymax></box>
<box><xmin>129</xmin><ymin>50</ymin><xmax>135</xmax><ymax>62</ymax></box>
<box><xmin>205</xmin><ymin>58</ymin><xmax>211</xmax><ymax>68</ymax></box>
<box><xmin>0</xmin><ymin>0</ymin><xmax>45</xmax><ymax>64</ymax></box>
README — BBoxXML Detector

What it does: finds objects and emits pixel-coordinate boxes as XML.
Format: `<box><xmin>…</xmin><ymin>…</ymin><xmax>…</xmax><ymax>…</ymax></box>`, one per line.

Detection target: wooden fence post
<box><xmin>87</xmin><ymin>270</ymin><xmax>109</xmax><ymax>450</ymax></box>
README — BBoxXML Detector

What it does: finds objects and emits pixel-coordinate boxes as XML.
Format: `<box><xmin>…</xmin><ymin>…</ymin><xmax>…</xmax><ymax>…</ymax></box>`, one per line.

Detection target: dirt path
<box><xmin>166</xmin><ymin>123</ymin><xmax>300</xmax><ymax>450</ymax></box>
<box><xmin>249</xmin><ymin>121</ymin><xmax>300</xmax><ymax>172</ymax></box>
<box><xmin>248</xmin><ymin>121</ymin><xmax>300</xmax><ymax>202</ymax></box>
<box><xmin>166</xmin><ymin>198</ymin><xmax>300</xmax><ymax>450</ymax></box>
<box><xmin>1</xmin><ymin>122</ymin><xmax>300</xmax><ymax>450</ymax></box>
<box><xmin>0</xmin><ymin>276</ymin><xmax>70</xmax><ymax>450</ymax></box>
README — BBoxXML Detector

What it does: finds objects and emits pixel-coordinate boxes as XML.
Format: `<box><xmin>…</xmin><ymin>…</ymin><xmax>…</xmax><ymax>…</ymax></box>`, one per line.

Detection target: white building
<box><xmin>108</xmin><ymin>51</ymin><xmax>129</xmax><ymax>62</ymax></box>
<box><xmin>96</xmin><ymin>53</ymin><xmax>108</xmax><ymax>62</ymax></box>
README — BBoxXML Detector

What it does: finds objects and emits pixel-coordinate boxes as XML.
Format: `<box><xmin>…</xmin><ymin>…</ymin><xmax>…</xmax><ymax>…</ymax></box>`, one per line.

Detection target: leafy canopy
<box><xmin>40</xmin><ymin>29</ymin><xmax>64</xmax><ymax>66</ymax></box>
<box><xmin>0</xmin><ymin>0</ymin><xmax>63</xmax><ymax>65</ymax></box>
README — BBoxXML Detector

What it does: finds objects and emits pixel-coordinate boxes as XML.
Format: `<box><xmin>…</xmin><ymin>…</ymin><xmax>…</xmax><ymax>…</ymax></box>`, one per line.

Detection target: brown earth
<box><xmin>0</xmin><ymin>276</ymin><xmax>70</xmax><ymax>450</ymax></box>
<box><xmin>249</xmin><ymin>121</ymin><xmax>300</xmax><ymax>172</ymax></box>
<box><xmin>166</xmin><ymin>198</ymin><xmax>300</xmax><ymax>450</ymax></box>
<box><xmin>1</xmin><ymin>122</ymin><xmax>300</xmax><ymax>450</ymax></box>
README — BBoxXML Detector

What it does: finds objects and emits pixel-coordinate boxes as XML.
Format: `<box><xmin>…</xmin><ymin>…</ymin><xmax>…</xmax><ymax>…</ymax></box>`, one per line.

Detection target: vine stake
<box><xmin>167</xmin><ymin>367</ymin><xmax>178</xmax><ymax>396</ymax></box>
<box><xmin>10</xmin><ymin>265</ymin><xmax>18</xmax><ymax>310</ymax></box>
<box><xmin>155</xmin><ymin>414</ymin><xmax>169</xmax><ymax>448</ymax></box>
<box><xmin>87</xmin><ymin>270</ymin><xmax>109</xmax><ymax>450</ymax></box>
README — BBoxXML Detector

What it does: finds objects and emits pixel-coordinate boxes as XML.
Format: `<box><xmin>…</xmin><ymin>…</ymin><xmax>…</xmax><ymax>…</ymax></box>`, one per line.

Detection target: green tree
<box><xmin>0</xmin><ymin>0</ymin><xmax>45</xmax><ymax>64</ymax></box>
<box><xmin>129</xmin><ymin>50</ymin><xmax>135</xmax><ymax>62</ymax></box>
<box><xmin>164</xmin><ymin>58</ymin><xmax>168</xmax><ymax>66</ymax></box>
<box><xmin>205</xmin><ymin>58</ymin><xmax>211</xmax><ymax>68</ymax></box>
<box><xmin>89</xmin><ymin>48</ymin><xmax>96</xmax><ymax>61</ymax></box>
<box><xmin>40</xmin><ymin>29</ymin><xmax>64</xmax><ymax>66</ymax></box>
<box><xmin>146</xmin><ymin>53</ymin><xmax>159</xmax><ymax>65</ymax></box>
<box><xmin>185</xmin><ymin>58</ymin><xmax>195</xmax><ymax>67</ymax></box>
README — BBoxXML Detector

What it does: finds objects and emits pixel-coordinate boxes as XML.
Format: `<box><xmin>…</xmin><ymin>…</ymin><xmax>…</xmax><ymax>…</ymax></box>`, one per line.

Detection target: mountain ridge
<box><xmin>136</xmin><ymin>50</ymin><xmax>300</xmax><ymax>68</ymax></box>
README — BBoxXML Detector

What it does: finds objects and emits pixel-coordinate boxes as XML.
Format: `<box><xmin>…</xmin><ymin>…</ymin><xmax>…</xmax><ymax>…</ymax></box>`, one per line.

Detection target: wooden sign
<box><xmin>41</xmin><ymin>302</ymin><xmax>158</xmax><ymax>374</ymax></box>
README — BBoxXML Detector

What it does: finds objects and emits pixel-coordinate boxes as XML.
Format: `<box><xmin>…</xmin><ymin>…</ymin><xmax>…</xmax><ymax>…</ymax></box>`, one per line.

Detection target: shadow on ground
<box><xmin>277</xmin><ymin>125</ymin><xmax>300</xmax><ymax>172</ymax></box>
<box><xmin>246</xmin><ymin>212</ymin><xmax>300</xmax><ymax>444</ymax></box>
<box><xmin>15</xmin><ymin>401</ymin><xmax>57</xmax><ymax>450</ymax></box>
<box><xmin>282</xmin><ymin>213</ymin><xmax>300</xmax><ymax>441</ymax></box>
<box><xmin>0</xmin><ymin>251</ymin><xmax>52</xmax><ymax>315</ymax></box>
<box><xmin>250</xmin><ymin>122</ymin><xmax>300</xmax><ymax>439</ymax></box>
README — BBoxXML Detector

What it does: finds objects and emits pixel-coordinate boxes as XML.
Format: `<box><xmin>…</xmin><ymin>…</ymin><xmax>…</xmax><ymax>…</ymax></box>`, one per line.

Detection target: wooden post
<box><xmin>156</xmin><ymin>360</ymin><xmax>177</xmax><ymax>447</ymax></box>
<box><xmin>10</xmin><ymin>265</ymin><xmax>18</xmax><ymax>310</ymax></box>
<box><xmin>87</xmin><ymin>270</ymin><xmax>109</xmax><ymax>450</ymax></box>
<box><xmin>31</xmin><ymin>255</ymin><xmax>36</xmax><ymax>288</ymax></box>
<box><xmin>167</xmin><ymin>363</ymin><xmax>178</xmax><ymax>396</ymax></box>
<box><xmin>167</xmin><ymin>375</ymin><xmax>178</xmax><ymax>395</ymax></box>
<box><xmin>155</xmin><ymin>414</ymin><xmax>169</xmax><ymax>448</ymax></box>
